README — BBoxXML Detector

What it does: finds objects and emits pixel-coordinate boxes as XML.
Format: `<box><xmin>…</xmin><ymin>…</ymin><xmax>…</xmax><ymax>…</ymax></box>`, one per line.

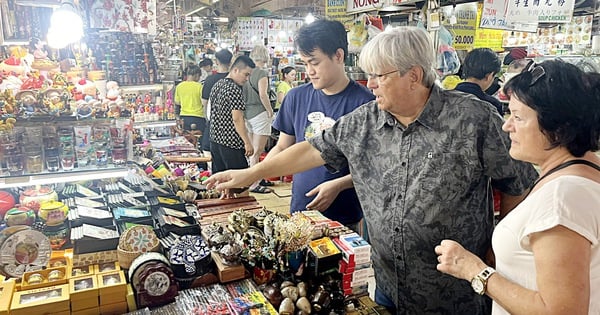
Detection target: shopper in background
<box><xmin>244</xmin><ymin>45</ymin><xmax>275</xmax><ymax>193</ymax></box>
<box><xmin>454</xmin><ymin>48</ymin><xmax>503</xmax><ymax>115</ymax></box>
<box><xmin>174</xmin><ymin>64</ymin><xmax>205</xmax><ymax>142</ymax></box>
<box><xmin>198</xmin><ymin>58</ymin><xmax>214</xmax><ymax>83</ymax></box>
<box><xmin>204</xmin><ymin>26</ymin><xmax>538</xmax><ymax>314</ymax></box>
<box><xmin>268</xmin><ymin>19</ymin><xmax>374</xmax><ymax>235</ymax></box>
<box><xmin>436</xmin><ymin>59</ymin><xmax>600</xmax><ymax>315</ymax></box>
<box><xmin>275</xmin><ymin>66</ymin><xmax>297</xmax><ymax>110</ymax></box>
<box><xmin>502</xmin><ymin>47</ymin><xmax>527</xmax><ymax>66</ymax></box>
<box><xmin>201</xmin><ymin>49</ymin><xmax>233</xmax><ymax>170</ymax></box>
<box><xmin>208</xmin><ymin>55</ymin><xmax>255</xmax><ymax>174</ymax></box>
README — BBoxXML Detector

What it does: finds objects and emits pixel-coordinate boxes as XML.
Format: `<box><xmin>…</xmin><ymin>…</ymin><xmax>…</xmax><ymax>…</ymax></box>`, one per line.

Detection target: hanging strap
<box><xmin>529</xmin><ymin>159</ymin><xmax>600</xmax><ymax>193</ymax></box>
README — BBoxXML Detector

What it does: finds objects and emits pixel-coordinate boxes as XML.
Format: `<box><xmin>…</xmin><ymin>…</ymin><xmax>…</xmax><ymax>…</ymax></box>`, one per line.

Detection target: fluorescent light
<box><xmin>48</xmin><ymin>0</ymin><xmax>83</xmax><ymax>48</ymax></box>
<box><xmin>185</xmin><ymin>6</ymin><xmax>207</xmax><ymax>16</ymax></box>
<box><xmin>0</xmin><ymin>168</ymin><xmax>130</xmax><ymax>188</ymax></box>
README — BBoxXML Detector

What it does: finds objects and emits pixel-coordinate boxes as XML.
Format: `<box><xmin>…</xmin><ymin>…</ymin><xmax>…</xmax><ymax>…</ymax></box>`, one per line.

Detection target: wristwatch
<box><xmin>471</xmin><ymin>267</ymin><xmax>496</xmax><ymax>295</ymax></box>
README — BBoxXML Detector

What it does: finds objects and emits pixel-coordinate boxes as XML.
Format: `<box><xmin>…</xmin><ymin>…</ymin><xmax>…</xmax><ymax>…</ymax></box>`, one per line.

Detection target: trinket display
<box><xmin>168</xmin><ymin>235</ymin><xmax>212</xmax><ymax>287</ymax></box>
<box><xmin>128</xmin><ymin>252</ymin><xmax>178</xmax><ymax>309</ymax></box>
<box><xmin>0</xmin><ymin>226</ymin><xmax>51</xmax><ymax>278</ymax></box>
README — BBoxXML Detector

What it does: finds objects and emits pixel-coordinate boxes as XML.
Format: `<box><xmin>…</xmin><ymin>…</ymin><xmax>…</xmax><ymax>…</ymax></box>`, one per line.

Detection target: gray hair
<box><xmin>250</xmin><ymin>45</ymin><xmax>269</xmax><ymax>63</ymax></box>
<box><xmin>358</xmin><ymin>27</ymin><xmax>436</xmax><ymax>87</ymax></box>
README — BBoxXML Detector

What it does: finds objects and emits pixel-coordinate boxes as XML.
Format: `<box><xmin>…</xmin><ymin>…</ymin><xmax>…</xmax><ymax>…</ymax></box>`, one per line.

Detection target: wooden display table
<box><xmin>163</xmin><ymin>155</ymin><xmax>211</xmax><ymax>163</ymax></box>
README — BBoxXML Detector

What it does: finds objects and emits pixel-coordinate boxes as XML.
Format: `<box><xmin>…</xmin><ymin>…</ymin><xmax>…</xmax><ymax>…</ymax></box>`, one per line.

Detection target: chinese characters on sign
<box><xmin>480</xmin><ymin>0</ymin><xmax>538</xmax><ymax>32</ymax></box>
<box><xmin>506</xmin><ymin>0</ymin><xmax>575</xmax><ymax>23</ymax></box>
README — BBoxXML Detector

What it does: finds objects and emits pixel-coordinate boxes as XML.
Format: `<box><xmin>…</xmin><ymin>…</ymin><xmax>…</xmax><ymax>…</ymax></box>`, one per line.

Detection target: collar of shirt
<box><xmin>375</xmin><ymin>85</ymin><xmax>444</xmax><ymax>131</ymax></box>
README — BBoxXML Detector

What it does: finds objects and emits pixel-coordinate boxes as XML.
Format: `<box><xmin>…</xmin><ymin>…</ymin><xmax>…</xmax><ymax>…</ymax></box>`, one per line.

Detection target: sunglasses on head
<box><xmin>522</xmin><ymin>60</ymin><xmax>546</xmax><ymax>87</ymax></box>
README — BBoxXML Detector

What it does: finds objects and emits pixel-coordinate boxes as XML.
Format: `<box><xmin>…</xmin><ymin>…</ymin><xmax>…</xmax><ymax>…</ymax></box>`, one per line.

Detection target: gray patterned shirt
<box><xmin>309</xmin><ymin>85</ymin><xmax>538</xmax><ymax>314</ymax></box>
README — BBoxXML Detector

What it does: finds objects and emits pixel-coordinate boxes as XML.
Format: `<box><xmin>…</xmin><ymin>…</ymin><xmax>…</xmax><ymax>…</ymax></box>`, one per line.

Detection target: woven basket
<box><xmin>117</xmin><ymin>242</ymin><xmax>161</xmax><ymax>269</ymax></box>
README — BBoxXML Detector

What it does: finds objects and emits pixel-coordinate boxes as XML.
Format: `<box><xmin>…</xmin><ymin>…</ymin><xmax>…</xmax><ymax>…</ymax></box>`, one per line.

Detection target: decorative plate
<box><xmin>168</xmin><ymin>235</ymin><xmax>210</xmax><ymax>275</ymax></box>
<box><xmin>0</xmin><ymin>227</ymin><xmax>51</xmax><ymax>278</ymax></box>
<box><xmin>119</xmin><ymin>226</ymin><xmax>159</xmax><ymax>252</ymax></box>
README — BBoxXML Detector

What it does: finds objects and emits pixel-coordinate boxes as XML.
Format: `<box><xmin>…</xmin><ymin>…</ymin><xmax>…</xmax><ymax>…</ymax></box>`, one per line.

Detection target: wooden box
<box><xmin>69</xmin><ymin>276</ymin><xmax>99</xmax><ymax>311</ymax></box>
<box><xmin>211</xmin><ymin>252</ymin><xmax>246</xmax><ymax>283</ymax></box>
<box><xmin>20</xmin><ymin>266</ymin><xmax>68</xmax><ymax>290</ymax></box>
<box><xmin>97</xmin><ymin>271</ymin><xmax>127</xmax><ymax>298</ymax></box>
<box><xmin>0</xmin><ymin>280</ymin><xmax>16</xmax><ymax>315</ymax></box>
<box><xmin>71</xmin><ymin>264</ymin><xmax>95</xmax><ymax>278</ymax></box>
<box><xmin>71</xmin><ymin>306</ymin><xmax>100</xmax><ymax>315</ymax></box>
<box><xmin>99</xmin><ymin>301</ymin><xmax>128</xmax><ymax>315</ymax></box>
<box><xmin>95</xmin><ymin>261</ymin><xmax>120</xmax><ymax>274</ymax></box>
<box><xmin>126</xmin><ymin>284</ymin><xmax>137</xmax><ymax>312</ymax></box>
<box><xmin>10</xmin><ymin>284</ymin><xmax>70</xmax><ymax>315</ymax></box>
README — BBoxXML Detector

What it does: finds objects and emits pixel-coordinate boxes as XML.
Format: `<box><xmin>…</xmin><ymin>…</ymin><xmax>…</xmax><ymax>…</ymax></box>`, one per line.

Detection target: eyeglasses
<box><xmin>523</xmin><ymin>61</ymin><xmax>546</xmax><ymax>87</ymax></box>
<box><xmin>366</xmin><ymin>69</ymin><xmax>401</xmax><ymax>81</ymax></box>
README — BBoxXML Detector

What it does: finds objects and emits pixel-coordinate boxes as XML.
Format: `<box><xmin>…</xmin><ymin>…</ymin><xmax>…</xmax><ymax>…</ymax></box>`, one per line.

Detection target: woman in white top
<box><xmin>435</xmin><ymin>59</ymin><xmax>600</xmax><ymax>315</ymax></box>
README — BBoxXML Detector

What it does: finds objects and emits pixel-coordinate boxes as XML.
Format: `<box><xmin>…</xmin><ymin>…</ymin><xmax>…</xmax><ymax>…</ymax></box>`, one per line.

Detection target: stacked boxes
<box><xmin>97</xmin><ymin>270</ymin><xmax>128</xmax><ymax>314</ymax></box>
<box><xmin>10</xmin><ymin>284</ymin><xmax>71</xmax><ymax>315</ymax></box>
<box><xmin>0</xmin><ymin>280</ymin><xmax>16</xmax><ymax>315</ymax></box>
<box><xmin>69</xmin><ymin>275</ymin><xmax>99</xmax><ymax>315</ymax></box>
<box><xmin>334</xmin><ymin>233</ymin><xmax>374</xmax><ymax>296</ymax></box>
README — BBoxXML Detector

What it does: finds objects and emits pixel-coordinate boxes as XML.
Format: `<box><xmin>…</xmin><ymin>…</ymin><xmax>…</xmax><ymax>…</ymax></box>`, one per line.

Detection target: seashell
<box><xmin>281</xmin><ymin>285</ymin><xmax>299</xmax><ymax>302</ymax></box>
<box><xmin>296</xmin><ymin>297</ymin><xmax>311</xmax><ymax>313</ymax></box>
<box><xmin>280</xmin><ymin>280</ymin><xmax>295</xmax><ymax>289</ymax></box>
<box><xmin>297</xmin><ymin>282</ymin><xmax>307</xmax><ymax>297</ymax></box>
<box><xmin>279</xmin><ymin>297</ymin><xmax>295</xmax><ymax>314</ymax></box>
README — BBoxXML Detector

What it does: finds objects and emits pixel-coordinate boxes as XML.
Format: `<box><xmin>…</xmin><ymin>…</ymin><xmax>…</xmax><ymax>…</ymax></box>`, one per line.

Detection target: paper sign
<box><xmin>506</xmin><ymin>0</ymin><xmax>575</xmax><ymax>23</ymax></box>
<box><xmin>480</xmin><ymin>0</ymin><xmax>538</xmax><ymax>31</ymax></box>
<box><xmin>326</xmin><ymin>0</ymin><xmax>354</xmax><ymax>27</ymax></box>
<box><xmin>474</xmin><ymin>3</ymin><xmax>504</xmax><ymax>51</ymax></box>
<box><xmin>441</xmin><ymin>3</ymin><xmax>478</xmax><ymax>50</ymax></box>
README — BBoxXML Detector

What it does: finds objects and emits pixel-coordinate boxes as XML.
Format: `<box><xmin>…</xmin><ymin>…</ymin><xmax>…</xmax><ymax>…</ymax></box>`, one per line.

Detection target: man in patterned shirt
<box><xmin>209</xmin><ymin>55</ymin><xmax>255</xmax><ymax>174</ymax></box>
<box><xmin>205</xmin><ymin>27</ymin><xmax>538</xmax><ymax>314</ymax></box>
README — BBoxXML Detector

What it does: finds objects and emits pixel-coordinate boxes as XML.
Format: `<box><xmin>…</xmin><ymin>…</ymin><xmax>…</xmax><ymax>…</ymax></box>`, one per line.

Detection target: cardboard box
<box><xmin>71</xmin><ymin>306</ymin><xmax>100</xmax><ymax>315</ymax></box>
<box><xmin>97</xmin><ymin>271</ymin><xmax>127</xmax><ymax>297</ymax></box>
<box><xmin>306</xmin><ymin>237</ymin><xmax>342</xmax><ymax>276</ymax></box>
<box><xmin>99</xmin><ymin>301</ymin><xmax>128</xmax><ymax>315</ymax></box>
<box><xmin>69</xmin><ymin>276</ymin><xmax>99</xmax><ymax>311</ymax></box>
<box><xmin>21</xmin><ymin>266</ymin><xmax>68</xmax><ymax>290</ymax></box>
<box><xmin>10</xmin><ymin>284</ymin><xmax>70</xmax><ymax>315</ymax></box>
<box><xmin>339</xmin><ymin>233</ymin><xmax>371</xmax><ymax>257</ymax></box>
<box><xmin>0</xmin><ymin>280</ymin><xmax>16</xmax><ymax>315</ymax></box>
<box><xmin>95</xmin><ymin>261</ymin><xmax>120</xmax><ymax>274</ymax></box>
<box><xmin>100</xmin><ymin>291</ymin><xmax>127</xmax><ymax>305</ymax></box>
<box><xmin>211</xmin><ymin>252</ymin><xmax>246</xmax><ymax>283</ymax></box>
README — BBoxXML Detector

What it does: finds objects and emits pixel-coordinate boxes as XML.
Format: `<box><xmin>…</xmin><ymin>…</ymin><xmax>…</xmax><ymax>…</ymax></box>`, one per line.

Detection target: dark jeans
<box><xmin>375</xmin><ymin>288</ymin><xmax>397</xmax><ymax>313</ymax></box>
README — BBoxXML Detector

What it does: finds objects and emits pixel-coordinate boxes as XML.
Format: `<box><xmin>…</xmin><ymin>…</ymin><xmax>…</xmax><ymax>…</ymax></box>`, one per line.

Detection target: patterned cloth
<box><xmin>308</xmin><ymin>85</ymin><xmax>538</xmax><ymax>314</ymax></box>
<box><xmin>209</xmin><ymin>78</ymin><xmax>246</xmax><ymax>150</ymax></box>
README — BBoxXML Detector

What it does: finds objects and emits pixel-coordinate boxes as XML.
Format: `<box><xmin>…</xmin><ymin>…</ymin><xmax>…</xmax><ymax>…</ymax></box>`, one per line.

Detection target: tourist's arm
<box><xmin>264</xmin><ymin>132</ymin><xmax>295</xmax><ymax>160</ymax></box>
<box><xmin>232</xmin><ymin>109</ymin><xmax>253</xmax><ymax>157</ymax></box>
<box><xmin>305</xmin><ymin>174</ymin><xmax>354</xmax><ymax>211</ymax></box>
<box><xmin>258</xmin><ymin>76</ymin><xmax>273</xmax><ymax>118</ymax></box>
<box><xmin>204</xmin><ymin>141</ymin><xmax>324</xmax><ymax>191</ymax></box>
<box><xmin>436</xmin><ymin>227</ymin><xmax>590</xmax><ymax>315</ymax></box>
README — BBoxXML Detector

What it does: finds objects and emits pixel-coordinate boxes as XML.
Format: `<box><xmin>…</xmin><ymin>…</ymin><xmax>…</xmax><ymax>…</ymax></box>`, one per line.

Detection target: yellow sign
<box><xmin>326</xmin><ymin>0</ymin><xmax>354</xmax><ymax>28</ymax></box>
<box><xmin>474</xmin><ymin>3</ymin><xmax>504</xmax><ymax>51</ymax></box>
<box><xmin>441</xmin><ymin>3</ymin><xmax>478</xmax><ymax>50</ymax></box>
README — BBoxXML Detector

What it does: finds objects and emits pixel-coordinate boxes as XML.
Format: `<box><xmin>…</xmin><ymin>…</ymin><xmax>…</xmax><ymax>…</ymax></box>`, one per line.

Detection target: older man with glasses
<box><xmin>204</xmin><ymin>27</ymin><xmax>538</xmax><ymax>314</ymax></box>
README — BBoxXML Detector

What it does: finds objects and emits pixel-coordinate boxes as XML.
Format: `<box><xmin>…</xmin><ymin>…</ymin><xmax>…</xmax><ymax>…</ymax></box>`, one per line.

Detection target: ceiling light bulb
<box><xmin>507</xmin><ymin>31</ymin><xmax>517</xmax><ymax>45</ymax></box>
<box><xmin>449</xmin><ymin>4</ymin><xmax>457</xmax><ymax>25</ymax></box>
<box><xmin>555</xmin><ymin>26</ymin><xmax>564</xmax><ymax>42</ymax></box>
<box><xmin>305</xmin><ymin>12</ymin><xmax>315</xmax><ymax>24</ymax></box>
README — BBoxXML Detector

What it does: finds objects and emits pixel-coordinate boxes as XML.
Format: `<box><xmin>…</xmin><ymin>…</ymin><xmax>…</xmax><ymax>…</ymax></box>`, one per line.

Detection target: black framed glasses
<box><xmin>366</xmin><ymin>69</ymin><xmax>401</xmax><ymax>81</ymax></box>
<box><xmin>523</xmin><ymin>60</ymin><xmax>546</xmax><ymax>87</ymax></box>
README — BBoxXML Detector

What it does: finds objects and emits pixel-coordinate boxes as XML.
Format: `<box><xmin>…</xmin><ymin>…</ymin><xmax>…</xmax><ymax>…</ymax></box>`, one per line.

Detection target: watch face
<box><xmin>471</xmin><ymin>277</ymin><xmax>484</xmax><ymax>294</ymax></box>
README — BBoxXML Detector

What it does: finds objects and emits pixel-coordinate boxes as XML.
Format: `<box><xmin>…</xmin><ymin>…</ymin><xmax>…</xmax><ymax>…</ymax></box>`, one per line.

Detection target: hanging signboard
<box><xmin>238</xmin><ymin>17</ymin><xmax>267</xmax><ymax>51</ymax></box>
<box><xmin>479</xmin><ymin>0</ymin><xmax>538</xmax><ymax>32</ymax></box>
<box><xmin>474</xmin><ymin>3</ymin><xmax>504</xmax><ymax>51</ymax></box>
<box><xmin>441</xmin><ymin>3</ymin><xmax>478</xmax><ymax>50</ymax></box>
<box><xmin>506</xmin><ymin>0</ymin><xmax>575</xmax><ymax>23</ymax></box>
<box><xmin>326</xmin><ymin>0</ymin><xmax>354</xmax><ymax>27</ymax></box>
<box><xmin>347</xmin><ymin>0</ymin><xmax>384</xmax><ymax>14</ymax></box>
